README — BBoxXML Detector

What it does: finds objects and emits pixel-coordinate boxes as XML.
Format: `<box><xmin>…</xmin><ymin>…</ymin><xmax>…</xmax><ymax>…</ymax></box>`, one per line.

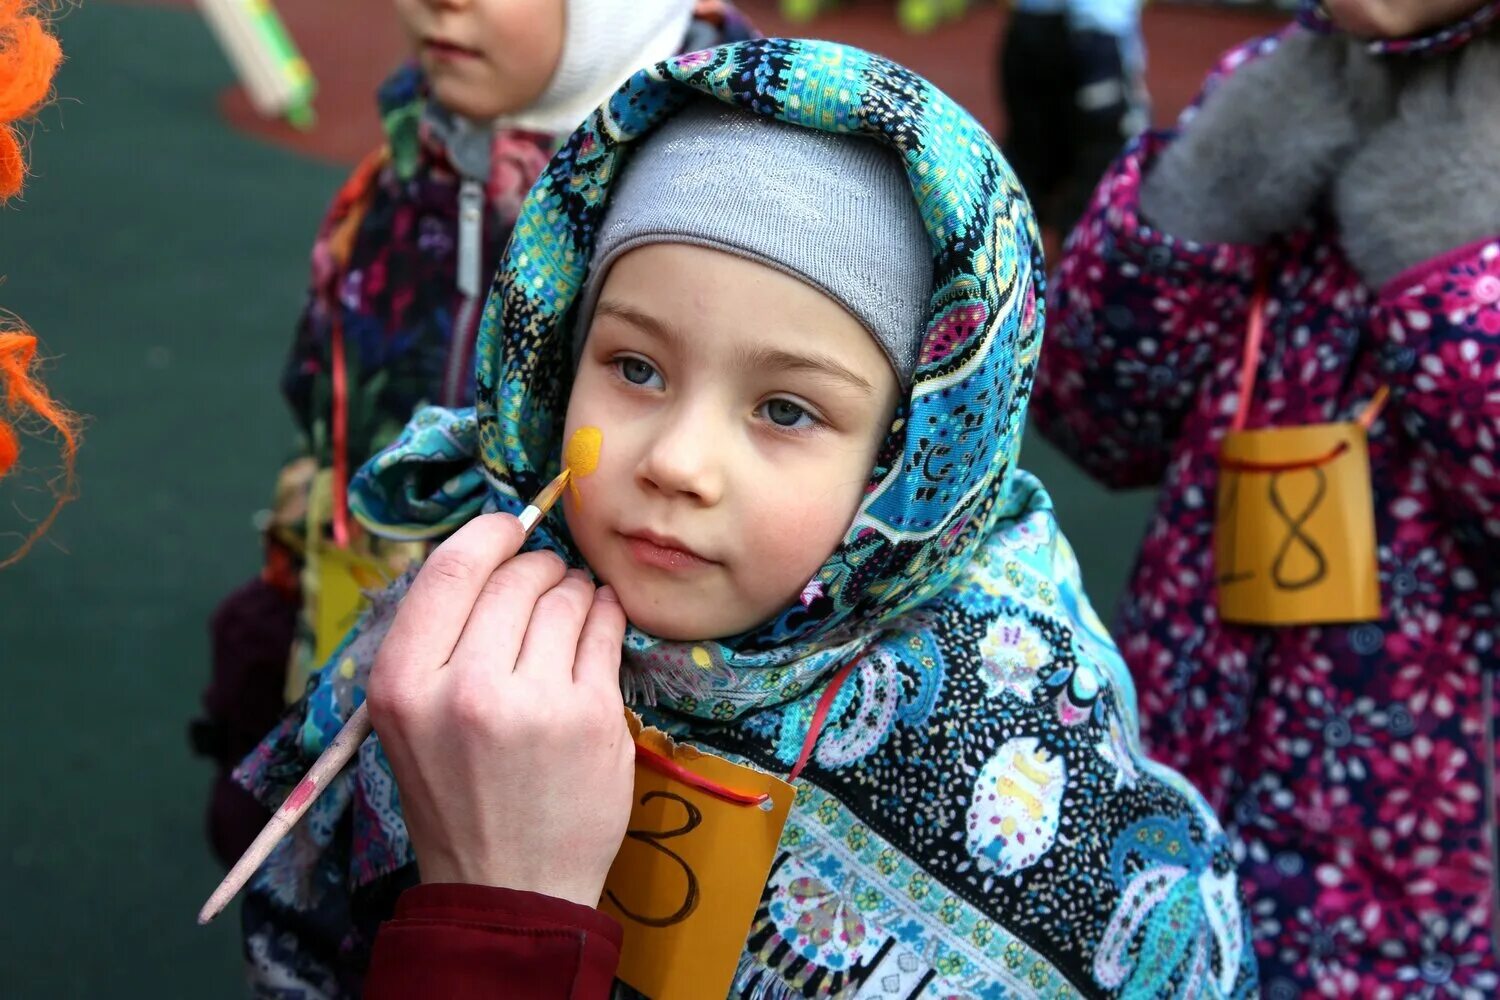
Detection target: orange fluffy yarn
<box><xmin>0</xmin><ymin>0</ymin><xmax>61</xmax><ymax>197</ymax></box>
<box><xmin>2</xmin><ymin>1</ymin><xmax>75</xmax><ymax>566</ymax></box>
<box><xmin>0</xmin><ymin>331</ymin><xmax>77</xmax><ymax>566</ymax></box>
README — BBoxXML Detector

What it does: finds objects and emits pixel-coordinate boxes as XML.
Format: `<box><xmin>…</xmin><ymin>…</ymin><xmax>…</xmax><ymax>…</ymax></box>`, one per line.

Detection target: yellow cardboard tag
<box><xmin>602</xmin><ymin>716</ymin><xmax>795</xmax><ymax>1000</ymax></box>
<box><xmin>312</xmin><ymin>543</ymin><xmax>387</xmax><ymax>667</ymax></box>
<box><xmin>1215</xmin><ymin>421</ymin><xmax>1381</xmax><ymax>626</ymax></box>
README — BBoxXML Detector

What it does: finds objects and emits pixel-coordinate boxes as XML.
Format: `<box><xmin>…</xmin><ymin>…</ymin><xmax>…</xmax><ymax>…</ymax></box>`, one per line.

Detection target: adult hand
<box><xmin>1140</xmin><ymin>30</ymin><xmax>1392</xmax><ymax>245</ymax></box>
<box><xmin>366</xmin><ymin>514</ymin><xmax>634</xmax><ymax>908</ymax></box>
<box><xmin>1334</xmin><ymin>34</ymin><xmax>1500</xmax><ymax>288</ymax></box>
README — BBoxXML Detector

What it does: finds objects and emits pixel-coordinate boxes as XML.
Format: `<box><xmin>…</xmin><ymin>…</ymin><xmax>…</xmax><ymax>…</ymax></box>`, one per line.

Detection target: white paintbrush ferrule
<box><xmin>517</xmin><ymin>504</ymin><xmax>543</xmax><ymax>534</ymax></box>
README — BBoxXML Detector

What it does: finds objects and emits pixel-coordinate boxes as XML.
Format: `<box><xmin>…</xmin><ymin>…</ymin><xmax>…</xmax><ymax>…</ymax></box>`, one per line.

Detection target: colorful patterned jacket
<box><xmin>1032</xmin><ymin>29</ymin><xmax>1500</xmax><ymax>998</ymax></box>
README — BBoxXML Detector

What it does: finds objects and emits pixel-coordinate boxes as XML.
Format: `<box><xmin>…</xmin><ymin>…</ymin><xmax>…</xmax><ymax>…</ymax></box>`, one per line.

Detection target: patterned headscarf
<box><xmin>241</xmin><ymin>39</ymin><xmax>1258</xmax><ymax>997</ymax></box>
<box><xmin>1297</xmin><ymin>0</ymin><xmax>1500</xmax><ymax>55</ymax></box>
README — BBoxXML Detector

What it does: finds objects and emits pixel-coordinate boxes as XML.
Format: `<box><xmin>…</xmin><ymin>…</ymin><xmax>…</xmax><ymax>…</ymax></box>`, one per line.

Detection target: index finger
<box><xmin>377</xmin><ymin>513</ymin><xmax>527</xmax><ymax>682</ymax></box>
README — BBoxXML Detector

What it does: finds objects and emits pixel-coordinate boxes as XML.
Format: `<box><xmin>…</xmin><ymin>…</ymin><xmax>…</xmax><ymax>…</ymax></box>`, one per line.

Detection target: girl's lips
<box><xmin>423</xmin><ymin>39</ymin><xmax>481</xmax><ymax>61</ymax></box>
<box><xmin>621</xmin><ymin>533</ymin><xmax>717</xmax><ymax>572</ymax></box>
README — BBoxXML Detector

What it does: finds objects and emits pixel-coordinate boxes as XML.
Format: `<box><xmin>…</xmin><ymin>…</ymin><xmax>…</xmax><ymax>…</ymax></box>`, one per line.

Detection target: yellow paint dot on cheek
<box><xmin>563</xmin><ymin>426</ymin><xmax>602</xmax><ymax>478</ymax></box>
<box><xmin>562</xmin><ymin>426</ymin><xmax>602</xmax><ymax>506</ymax></box>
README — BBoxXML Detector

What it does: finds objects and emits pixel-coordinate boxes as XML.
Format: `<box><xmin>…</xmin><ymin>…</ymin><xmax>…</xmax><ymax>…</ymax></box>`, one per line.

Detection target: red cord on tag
<box><xmin>787</xmin><ymin>658</ymin><xmax>858</xmax><ymax>783</ymax></box>
<box><xmin>330</xmin><ymin>319</ymin><xmax>351</xmax><ymax>548</ymax></box>
<box><xmin>630</xmin><ymin>656</ymin><xmax>859</xmax><ymax>806</ymax></box>
<box><xmin>1231</xmin><ymin>280</ymin><xmax>1270</xmax><ymax>434</ymax></box>
<box><xmin>1225</xmin><ymin>275</ymin><xmax>1390</xmax><ymax>451</ymax></box>
<box><xmin>634</xmin><ymin>742</ymin><xmax>771</xmax><ymax>807</ymax></box>
<box><xmin>1220</xmin><ymin>441</ymin><xmax>1351</xmax><ymax>473</ymax></box>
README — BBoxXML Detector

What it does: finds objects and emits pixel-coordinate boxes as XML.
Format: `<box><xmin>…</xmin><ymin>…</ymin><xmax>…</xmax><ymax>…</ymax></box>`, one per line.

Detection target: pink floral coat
<box><xmin>1033</xmin><ymin>36</ymin><xmax>1500</xmax><ymax>999</ymax></box>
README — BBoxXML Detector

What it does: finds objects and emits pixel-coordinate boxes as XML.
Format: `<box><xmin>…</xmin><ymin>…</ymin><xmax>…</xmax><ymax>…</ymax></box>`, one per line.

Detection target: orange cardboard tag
<box><xmin>601</xmin><ymin>715</ymin><xmax>795</xmax><ymax>1000</ymax></box>
<box><xmin>1215</xmin><ymin>421</ymin><xmax>1381</xmax><ymax>626</ymax></box>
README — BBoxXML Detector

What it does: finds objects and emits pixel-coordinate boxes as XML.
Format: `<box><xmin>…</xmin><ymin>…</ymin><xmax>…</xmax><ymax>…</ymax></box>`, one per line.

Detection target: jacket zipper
<box><xmin>442</xmin><ymin>178</ymin><xmax>485</xmax><ymax>406</ymax></box>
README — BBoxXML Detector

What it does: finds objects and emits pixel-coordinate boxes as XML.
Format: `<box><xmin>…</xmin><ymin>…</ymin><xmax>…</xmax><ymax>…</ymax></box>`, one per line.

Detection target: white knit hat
<box><xmin>499</xmin><ymin>0</ymin><xmax>697</xmax><ymax>135</ymax></box>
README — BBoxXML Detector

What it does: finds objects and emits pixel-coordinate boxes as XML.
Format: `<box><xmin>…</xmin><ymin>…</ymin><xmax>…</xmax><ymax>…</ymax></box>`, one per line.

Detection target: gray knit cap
<box><xmin>575</xmin><ymin>99</ymin><xmax>932</xmax><ymax>387</ymax></box>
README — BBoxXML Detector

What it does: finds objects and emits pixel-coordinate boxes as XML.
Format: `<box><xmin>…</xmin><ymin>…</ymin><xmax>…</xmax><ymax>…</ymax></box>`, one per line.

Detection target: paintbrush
<box><xmin>200</xmin><ymin>434</ymin><xmax>598</xmax><ymax>925</ymax></box>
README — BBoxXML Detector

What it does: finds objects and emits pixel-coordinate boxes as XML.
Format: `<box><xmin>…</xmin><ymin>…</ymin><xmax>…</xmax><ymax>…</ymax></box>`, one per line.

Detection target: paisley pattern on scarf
<box><xmin>237</xmin><ymin>38</ymin><xmax>1257</xmax><ymax>997</ymax></box>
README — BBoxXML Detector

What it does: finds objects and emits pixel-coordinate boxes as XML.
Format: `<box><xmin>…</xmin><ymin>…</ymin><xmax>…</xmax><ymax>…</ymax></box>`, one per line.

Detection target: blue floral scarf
<box><xmin>238</xmin><ymin>39</ymin><xmax>1257</xmax><ymax>998</ymax></box>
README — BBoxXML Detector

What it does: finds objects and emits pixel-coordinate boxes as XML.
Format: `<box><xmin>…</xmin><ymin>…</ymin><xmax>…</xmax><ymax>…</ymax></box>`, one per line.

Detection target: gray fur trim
<box><xmin>1335</xmin><ymin>35</ymin><xmax>1500</xmax><ymax>288</ymax></box>
<box><xmin>1140</xmin><ymin>31</ymin><xmax>1378</xmax><ymax>245</ymax></box>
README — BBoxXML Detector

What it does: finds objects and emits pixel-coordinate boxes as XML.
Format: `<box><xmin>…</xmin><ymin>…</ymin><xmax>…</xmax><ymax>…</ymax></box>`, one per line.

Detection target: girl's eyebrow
<box><xmin>596</xmin><ymin>301</ymin><xmax>684</xmax><ymax>347</ymax></box>
<box><xmin>596</xmin><ymin>300</ymin><xmax>875</xmax><ymax>395</ymax></box>
<box><xmin>735</xmin><ymin>346</ymin><xmax>874</xmax><ymax>394</ymax></box>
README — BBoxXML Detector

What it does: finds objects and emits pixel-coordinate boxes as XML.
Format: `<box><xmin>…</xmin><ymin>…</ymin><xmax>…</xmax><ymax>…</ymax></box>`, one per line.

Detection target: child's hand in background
<box><xmin>1140</xmin><ymin>30</ymin><xmax>1391</xmax><ymax>246</ymax></box>
<box><xmin>1334</xmin><ymin>35</ymin><xmax>1500</xmax><ymax>288</ymax></box>
<box><xmin>367</xmin><ymin>514</ymin><xmax>634</xmax><ymax>908</ymax></box>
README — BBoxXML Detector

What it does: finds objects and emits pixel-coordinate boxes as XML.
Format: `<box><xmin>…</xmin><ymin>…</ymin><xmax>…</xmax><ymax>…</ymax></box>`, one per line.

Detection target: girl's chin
<box><xmin>610</xmin><ymin>587</ymin><xmax>765</xmax><ymax>644</ymax></box>
<box><xmin>425</xmin><ymin>78</ymin><xmax>524</xmax><ymax>123</ymax></box>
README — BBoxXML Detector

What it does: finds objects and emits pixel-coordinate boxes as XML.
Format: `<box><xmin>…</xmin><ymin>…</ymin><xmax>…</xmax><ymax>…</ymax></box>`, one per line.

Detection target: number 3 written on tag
<box><xmin>605</xmin><ymin>791</ymin><xmax>702</xmax><ymax>928</ymax></box>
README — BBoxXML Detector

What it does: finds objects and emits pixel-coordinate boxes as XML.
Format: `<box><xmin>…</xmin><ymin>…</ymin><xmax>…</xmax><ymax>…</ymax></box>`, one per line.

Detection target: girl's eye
<box><xmin>615</xmin><ymin>357</ymin><xmax>662</xmax><ymax>388</ymax></box>
<box><xmin>762</xmin><ymin>398</ymin><xmax>816</xmax><ymax>429</ymax></box>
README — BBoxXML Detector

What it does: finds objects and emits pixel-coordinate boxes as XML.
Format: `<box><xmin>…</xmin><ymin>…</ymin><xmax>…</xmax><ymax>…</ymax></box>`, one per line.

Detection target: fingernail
<box><xmin>597</xmin><ymin>584</ymin><xmax>620</xmax><ymax>603</ymax></box>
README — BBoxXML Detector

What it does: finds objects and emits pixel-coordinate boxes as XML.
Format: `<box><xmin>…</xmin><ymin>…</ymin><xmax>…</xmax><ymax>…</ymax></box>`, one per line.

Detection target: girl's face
<box><xmin>1319</xmin><ymin>0</ymin><xmax>1488</xmax><ymax>38</ymax></box>
<box><xmin>563</xmin><ymin>244</ymin><xmax>904</xmax><ymax>641</ymax></box>
<box><xmin>392</xmin><ymin>0</ymin><xmax>564</xmax><ymax>121</ymax></box>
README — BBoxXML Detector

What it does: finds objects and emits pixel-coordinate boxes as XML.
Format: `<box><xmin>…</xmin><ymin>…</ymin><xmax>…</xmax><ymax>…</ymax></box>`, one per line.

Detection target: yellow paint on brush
<box><xmin>562</xmin><ymin>426</ymin><xmax>602</xmax><ymax>504</ymax></box>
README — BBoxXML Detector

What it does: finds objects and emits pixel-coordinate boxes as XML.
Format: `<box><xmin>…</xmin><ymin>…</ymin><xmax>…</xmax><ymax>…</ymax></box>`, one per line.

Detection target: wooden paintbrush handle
<box><xmin>197</xmin><ymin>461</ymin><xmax>583</xmax><ymax>925</ymax></box>
<box><xmin>197</xmin><ymin>702</ymin><xmax>373</xmax><ymax>924</ymax></box>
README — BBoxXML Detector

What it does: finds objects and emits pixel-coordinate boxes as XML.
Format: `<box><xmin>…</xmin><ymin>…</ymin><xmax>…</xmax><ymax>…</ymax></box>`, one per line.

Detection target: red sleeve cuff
<box><xmin>365</xmin><ymin>883</ymin><xmax>622</xmax><ymax>1000</ymax></box>
<box><xmin>393</xmin><ymin>883</ymin><xmax>624</xmax><ymax>947</ymax></box>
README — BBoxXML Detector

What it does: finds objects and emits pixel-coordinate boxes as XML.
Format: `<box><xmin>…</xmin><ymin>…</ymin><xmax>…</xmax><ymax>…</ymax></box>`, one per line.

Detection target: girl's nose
<box><xmin>635</xmin><ymin>408</ymin><xmax>725</xmax><ymax>507</ymax></box>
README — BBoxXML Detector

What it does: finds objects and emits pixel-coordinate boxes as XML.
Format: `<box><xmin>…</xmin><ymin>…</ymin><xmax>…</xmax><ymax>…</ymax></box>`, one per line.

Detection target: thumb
<box><xmin>573</xmin><ymin>584</ymin><xmax>627</xmax><ymax>690</ymax></box>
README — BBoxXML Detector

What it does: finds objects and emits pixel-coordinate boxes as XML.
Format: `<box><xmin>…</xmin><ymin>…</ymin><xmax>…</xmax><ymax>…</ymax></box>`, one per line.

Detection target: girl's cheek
<box><xmin>748</xmin><ymin>484</ymin><xmax>853</xmax><ymax>587</ymax></box>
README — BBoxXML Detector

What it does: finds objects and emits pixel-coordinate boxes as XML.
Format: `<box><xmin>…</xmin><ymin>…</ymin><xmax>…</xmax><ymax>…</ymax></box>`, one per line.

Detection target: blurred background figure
<box><xmin>0</xmin><ymin>1</ymin><xmax>1287</xmax><ymax>994</ymax></box>
<box><xmin>1033</xmin><ymin>0</ymin><xmax>1500</xmax><ymax>992</ymax></box>
<box><xmin>999</xmin><ymin>0</ymin><xmax>1147</xmax><ymax>252</ymax></box>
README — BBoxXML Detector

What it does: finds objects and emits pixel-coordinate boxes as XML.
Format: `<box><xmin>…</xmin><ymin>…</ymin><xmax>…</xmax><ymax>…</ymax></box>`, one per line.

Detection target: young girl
<box><xmin>235</xmin><ymin>38</ymin><xmax>1258</xmax><ymax>998</ymax></box>
<box><xmin>195</xmin><ymin>0</ymin><xmax>754</xmax><ymax>868</ymax></box>
<box><xmin>1033</xmin><ymin>0</ymin><xmax>1500</xmax><ymax>992</ymax></box>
